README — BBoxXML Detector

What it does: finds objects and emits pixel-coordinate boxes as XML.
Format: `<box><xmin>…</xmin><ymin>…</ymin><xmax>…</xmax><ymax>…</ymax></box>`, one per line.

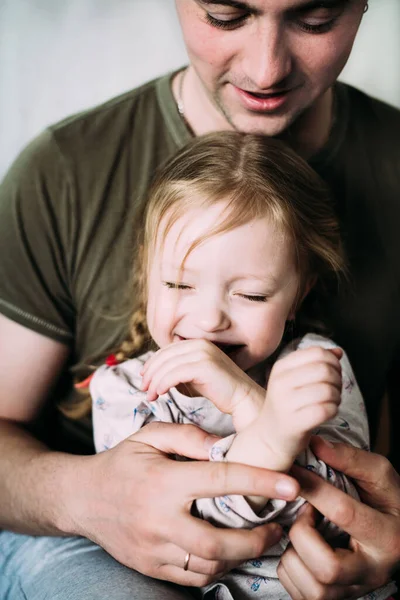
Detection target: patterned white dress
<box><xmin>90</xmin><ymin>333</ymin><xmax>396</xmax><ymax>600</ymax></box>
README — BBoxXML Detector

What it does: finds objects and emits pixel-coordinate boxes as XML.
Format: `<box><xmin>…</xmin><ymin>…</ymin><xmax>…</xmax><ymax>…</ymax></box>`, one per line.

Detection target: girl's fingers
<box><xmin>142</xmin><ymin>342</ymin><xmax>216</xmax><ymax>390</ymax></box>
<box><xmin>267</xmin><ymin>383</ymin><xmax>340</xmax><ymax>427</ymax></box>
<box><xmin>143</xmin><ymin>339</ymin><xmax>215</xmax><ymax>375</ymax></box>
<box><xmin>293</xmin><ymin>383</ymin><xmax>341</xmax><ymax>408</ymax></box>
<box><xmin>144</xmin><ymin>356</ymin><xmax>200</xmax><ymax>399</ymax></box>
<box><xmin>328</xmin><ymin>347</ymin><xmax>344</xmax><ymax>359</ymax></box>
<box><xmin>147</xmin><ymin>365</ymin><xmax>200</xmax><ymax>401</ymax></box>
<box><xmin>274</xmin><ymin>346</ymin><xmax>342</xmax><ymax>376</ymax></box>
<box><xmin>293</xmin><ymin>402</ymin><xmax>340</xmax><ymax>431</ymax></box>
<box><xmin>282</xmin><ymin>362</ymin><xmax>342</xmax><ymax>392</ymax></box>
<box><xmin>142</xmin><ymin>346</ymin><xmax>191</xmax><ymax>384</ymax></box>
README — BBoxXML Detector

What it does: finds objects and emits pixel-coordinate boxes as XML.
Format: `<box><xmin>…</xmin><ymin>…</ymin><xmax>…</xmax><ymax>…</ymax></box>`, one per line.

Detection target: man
<box><xmin>0</xmin><ymin>1</ymin><xmax>399</xmax><ymax>599</ymax></box>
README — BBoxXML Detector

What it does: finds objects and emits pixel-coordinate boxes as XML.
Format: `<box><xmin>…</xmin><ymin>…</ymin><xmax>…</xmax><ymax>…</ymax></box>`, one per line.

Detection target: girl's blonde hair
<box><xmin>66</xmin><ymin>132</ymin><xmax>346</xmax><ymax>419</ymax></box>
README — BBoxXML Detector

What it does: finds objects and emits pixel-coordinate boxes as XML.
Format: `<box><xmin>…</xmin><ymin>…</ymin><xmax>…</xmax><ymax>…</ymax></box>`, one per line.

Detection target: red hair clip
<box><xmin>105</xmin><ymin>354</ymin><xmax>119</xmax><ymax>366</ymax></box>
<box><xmin>75</xmin><ymin>354</ymin><xmax>120</xmax><ymax>390</ymax></box>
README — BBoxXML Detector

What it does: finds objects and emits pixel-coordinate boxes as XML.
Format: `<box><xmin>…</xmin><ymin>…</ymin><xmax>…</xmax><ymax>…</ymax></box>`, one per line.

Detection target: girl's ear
<box><xmin>288</xmin><ymin>276</ymin><xmax>317</xmax><ymax>320</ymax></box>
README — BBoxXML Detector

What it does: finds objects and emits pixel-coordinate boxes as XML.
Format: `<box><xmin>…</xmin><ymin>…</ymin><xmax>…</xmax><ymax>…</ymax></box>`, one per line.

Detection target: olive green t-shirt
<box><xmin>0</xmin><ymin>72</ymin><xmax>400</xmax><ymax>460</ymax></box>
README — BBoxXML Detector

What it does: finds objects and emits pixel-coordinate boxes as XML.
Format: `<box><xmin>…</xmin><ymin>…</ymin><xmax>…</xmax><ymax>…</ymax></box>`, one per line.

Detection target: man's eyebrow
<box><xmin>199</xmin><ymin>0</ymin><xmax>349</xmax><ymax>11</ymax></box>
<box><xmin>199</xmin><ymin>0</ymin><xmax>255</xmax><ymax>11</ymax></box>
<box><xmin>291</xmin><ymin>0</ymin><xmax>350</xmax><ymax>11</ymax></box>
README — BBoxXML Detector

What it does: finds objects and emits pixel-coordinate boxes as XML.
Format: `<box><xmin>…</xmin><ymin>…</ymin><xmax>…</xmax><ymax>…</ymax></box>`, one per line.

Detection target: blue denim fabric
<box><xmin>0</xmin><ymin>531</ymin><xmax>195</xmax><ymax>600</ymax></box>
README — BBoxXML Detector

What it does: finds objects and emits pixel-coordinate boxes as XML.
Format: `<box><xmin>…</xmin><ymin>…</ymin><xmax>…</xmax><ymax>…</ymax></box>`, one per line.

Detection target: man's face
<box><xmin>175</xmin><ymin>0</ymin><xmax>366</xmax><ymax>136</ymax></box>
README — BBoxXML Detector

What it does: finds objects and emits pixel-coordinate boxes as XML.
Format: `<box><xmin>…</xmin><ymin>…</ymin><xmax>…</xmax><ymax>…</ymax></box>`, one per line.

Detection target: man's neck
<box><xmin>279</xmin><ymin>88</ymin><xmax>334</xmax><ymax>159</ymax></box>
<box><xmin>172</xmin><ymin>67</ymin><xmax>231</xmax><ymax>136</ymax></box>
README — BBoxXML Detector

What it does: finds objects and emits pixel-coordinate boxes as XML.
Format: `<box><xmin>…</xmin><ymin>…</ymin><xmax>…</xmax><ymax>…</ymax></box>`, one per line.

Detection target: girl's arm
<box><xmin>226</xmin><ymin>342</ymin><xmax>344</xmax><ymax>509</ymax></box>
<box><xmin>201</xmin><ymin>336</ymin><xmax>369</xmax><ymax>519</ymax></box>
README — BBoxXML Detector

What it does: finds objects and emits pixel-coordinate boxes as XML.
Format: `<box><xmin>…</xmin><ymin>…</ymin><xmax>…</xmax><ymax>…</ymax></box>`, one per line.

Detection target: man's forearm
<box><xmin>0</xmin><ymin>419</ymin><xmax>87</xmax><ymax>536</ymax></box>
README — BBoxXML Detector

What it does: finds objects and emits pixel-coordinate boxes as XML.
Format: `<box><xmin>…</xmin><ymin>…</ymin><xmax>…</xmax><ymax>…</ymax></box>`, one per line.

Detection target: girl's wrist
<box><xmin>231</xmin><ymin>384</ymin><xmax>265</xmax><ymax>431</ymax></box>
<box><xmin>227</xmin><ymin>422</ymin><xmax>295</xmax><ymax>472</ymax></box>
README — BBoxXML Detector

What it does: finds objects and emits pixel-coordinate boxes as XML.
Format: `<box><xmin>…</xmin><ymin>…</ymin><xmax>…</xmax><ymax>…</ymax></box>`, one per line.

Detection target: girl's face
<box><xmin>146</xmin><ymin>199</ymin><xmax>300</xmax><ymax>371</ymax></box>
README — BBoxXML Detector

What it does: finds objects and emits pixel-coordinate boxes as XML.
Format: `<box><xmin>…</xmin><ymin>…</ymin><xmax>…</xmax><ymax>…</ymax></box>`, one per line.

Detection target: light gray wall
<box><xmin>0</xmin><ymin>0</ymin><xmax>399</xmax><ymax>178</ymax></box>
<box><xmin>340</xmin><ymin>0</ymin><xmax>400</xmax><ymax>107</ymax></box>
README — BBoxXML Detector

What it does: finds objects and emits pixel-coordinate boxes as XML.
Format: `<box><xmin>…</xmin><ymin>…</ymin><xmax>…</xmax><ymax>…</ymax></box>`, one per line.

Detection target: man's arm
<box><xmin>0</xmin><ymin>313</ymin><xmax>73</xmax><ymax>534</ymax></box>
<box><xmin>278</xmin><ymin>436</ymin><xmax>400</xmax><ymax>599</ymax></box>
<box><xmin>0</xmin><ymin>314</ymin><xmax>301</xmax><ymax>586</ymax></box>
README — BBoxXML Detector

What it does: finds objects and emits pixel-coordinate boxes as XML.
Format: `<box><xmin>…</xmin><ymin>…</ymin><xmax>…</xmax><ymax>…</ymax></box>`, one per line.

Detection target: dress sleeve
<box><xmin>90</xmin><ymin>356</ymin><xmax>181</xmax><ymax>452</ymax></box>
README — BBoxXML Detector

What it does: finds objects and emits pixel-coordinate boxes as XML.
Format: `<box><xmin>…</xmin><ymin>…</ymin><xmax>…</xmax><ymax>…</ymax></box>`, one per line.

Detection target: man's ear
<box><xmin>288</xmin><ymin>276</ymin><xmax>317</xmax><ymax>320</ymax></box>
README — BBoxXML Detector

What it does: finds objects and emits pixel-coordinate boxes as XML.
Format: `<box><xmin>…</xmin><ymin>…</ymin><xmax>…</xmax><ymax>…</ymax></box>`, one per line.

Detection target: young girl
<box><xmin>87</xmin><ymin>133</ymin><xmax>395</xmax><ymax>600</ymax></box>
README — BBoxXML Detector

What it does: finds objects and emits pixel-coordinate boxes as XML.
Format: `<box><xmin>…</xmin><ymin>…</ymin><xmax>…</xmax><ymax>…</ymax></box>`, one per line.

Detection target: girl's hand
<box><xmin>256</xmin><ymin>346</ymin><xmax>343</xmax><ymax>466</ymax></box>
<box><xmin>141</xmin><ymin>339</ymin><xmax>264</xmax><ymax>431</ymax></box>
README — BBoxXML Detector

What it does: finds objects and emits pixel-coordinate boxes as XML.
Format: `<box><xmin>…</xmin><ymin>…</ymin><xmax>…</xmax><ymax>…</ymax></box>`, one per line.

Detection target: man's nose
<box><xmin>241</xmin><ymin>19</ymin><xmax>293</xmax><ymax>90</ymax></box>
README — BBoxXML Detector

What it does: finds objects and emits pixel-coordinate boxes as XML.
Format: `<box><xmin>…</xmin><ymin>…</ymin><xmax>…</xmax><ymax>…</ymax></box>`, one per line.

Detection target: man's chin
<box><xmin>223</xmin><ymin>110</ymin><xmax>298</xmax><ymax>138</ymax></box>
<box><xmin>215</xmin><ymin>95</ymin><xmax>305</xmax><ymax>138</ymax></box>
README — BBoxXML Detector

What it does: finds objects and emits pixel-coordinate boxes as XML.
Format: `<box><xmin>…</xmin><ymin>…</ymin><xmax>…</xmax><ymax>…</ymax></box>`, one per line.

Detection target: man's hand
<box><xmin>278</xmin><ymin>437</ymin><xmax>400</xmax><ymax>599</ymax></box>
<box><xmin>67</xmin><ymin>422</ymin><xmax>300</xmax><ymax>587</ymax></box>
<box><xmin>141</xmin><ymin>339</ymin><xmax>265</xmax><ymax>430</ymax></box>
<box><xmin>258</xmin><ymin>347</ymin><xmax>343</xmax><ymax>464</ymax></box>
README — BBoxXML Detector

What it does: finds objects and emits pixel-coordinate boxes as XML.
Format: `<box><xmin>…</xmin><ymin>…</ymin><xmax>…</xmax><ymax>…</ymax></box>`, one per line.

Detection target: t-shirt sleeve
<box><xmin>0</xmin><ymin>129</ymin><xmax>75</xmax><ymax>343</ymax></box>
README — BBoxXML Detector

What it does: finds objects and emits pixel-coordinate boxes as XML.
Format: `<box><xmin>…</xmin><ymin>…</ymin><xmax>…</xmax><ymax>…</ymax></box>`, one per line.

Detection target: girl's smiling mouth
<box><xmin>173</xmin><ymin>335</ymin><xmax>244</xmax><ymax>357</ymax></box>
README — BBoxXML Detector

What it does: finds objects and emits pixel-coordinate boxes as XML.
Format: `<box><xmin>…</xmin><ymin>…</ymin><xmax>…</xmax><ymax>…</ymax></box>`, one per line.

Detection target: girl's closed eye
<box><xmin>236</xmin><ymin>293</ymin><xmax>268</xmax><ymax>303</ymax></box>
<box><xmin>162</xmin><ymin>281</ymin><xmax>193</xmax><ymax>291</ymax></box>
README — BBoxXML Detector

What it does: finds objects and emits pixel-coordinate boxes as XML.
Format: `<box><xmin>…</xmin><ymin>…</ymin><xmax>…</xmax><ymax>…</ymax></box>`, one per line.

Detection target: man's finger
<box><xmin>310</xmin><ymin>437</ymin><xmax>385</xmax><ymax>483</ymax></box>
<box><xmin>278</xmin><ymin>561</ymin><xmax>305</xmax><ymax>600</ymax></box>
<box><xmin>310</xmin><ymin>436</ymin><xmax>400</xmax><ymax>509</ymax></box>
<box><xmin>127</xmin><ymin>421</ymin><xmax>219</xmax><ymax>460</ymax></box>
<box><xmin>287</xmin><ymin>500</ymin><xmax>371</xmax><ymax>586</ymax></box>
<box><xmin>292</xmin><ymin>464</ymin><xmax>392</xmax><ymax>547</ymax></box>
<box><xmin>129</xmin><ymin>423</ymin><xmax>300</xmax><ymax>501</ymax></box>
<box><xmin>279</xmin><ymin>550</ymin><xmax>363</xmax><ymax>600</ymax></box>
<box><xmin>162</xmin><ymin>542</ymin><xmax>226</xmax><ymax>577</ymax></box>
<box><xmin>173</xmin><ymin>514</ymin><xmax>284</xmax><ymax>562</ymax></box>
<box><xmin>174</xmin><ymin>459</ymin><xmax>299</xmax><ymax>502</ymax></box>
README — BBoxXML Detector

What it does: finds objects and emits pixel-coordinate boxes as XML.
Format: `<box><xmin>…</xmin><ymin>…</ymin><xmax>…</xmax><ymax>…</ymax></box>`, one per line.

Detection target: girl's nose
<box><xmin>197</xmin><ymin>301</ymin><xmax>231</xmax><ymax>333</ymax></box>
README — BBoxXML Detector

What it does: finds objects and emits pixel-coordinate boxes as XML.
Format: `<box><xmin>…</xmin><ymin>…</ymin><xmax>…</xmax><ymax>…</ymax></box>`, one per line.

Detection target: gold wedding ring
<box><xmin>183</xmin><ymin>552</ymin><xmax>190</xmax><ymax>571</ymax></box>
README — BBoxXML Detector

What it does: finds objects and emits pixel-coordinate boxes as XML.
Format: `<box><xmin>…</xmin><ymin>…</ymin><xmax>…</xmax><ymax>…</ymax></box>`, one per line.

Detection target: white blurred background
<box><xmin>0</xmin><ymin>0</ymin><xmax>399</xmax><ymax>178</ymax></box>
